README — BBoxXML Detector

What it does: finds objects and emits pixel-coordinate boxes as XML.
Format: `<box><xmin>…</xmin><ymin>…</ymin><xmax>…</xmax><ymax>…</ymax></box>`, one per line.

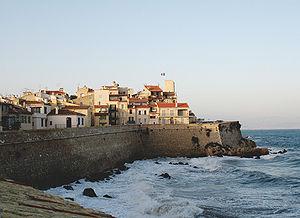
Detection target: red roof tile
<box><xmin>46</xmin><ymin>90</ymin><xmax>65</xmax><ymax>95</ymax></box>
<box><xmin>177</xmin><ymin>103</ymin><xmax>189</xmax><ymax>108</ymax></box>
<box><xmin>144</xmin><ymin>85</ymin><xmax>163</xmax><ymax>92</ymax></box>
<box><xmin>129</xmin><ymin>98</ymin><xmax>148</xmax><ymax>103</ymax></box>
<box><xmin>94</xmin><ymin>105</ymin><xmax>109</xmax><ymax>108</ymax></box>
<box><xmin>156</xmin><ymin>103</ymin><xmax>176</xmax><ymax>108</ymax></box>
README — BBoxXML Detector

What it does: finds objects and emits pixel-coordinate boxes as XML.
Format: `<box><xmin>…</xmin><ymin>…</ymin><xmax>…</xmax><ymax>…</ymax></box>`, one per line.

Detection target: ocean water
<box><xmin>48</xmin><ymin>130</ymin><xmax>300</xmax><ymax>218</ymax></box>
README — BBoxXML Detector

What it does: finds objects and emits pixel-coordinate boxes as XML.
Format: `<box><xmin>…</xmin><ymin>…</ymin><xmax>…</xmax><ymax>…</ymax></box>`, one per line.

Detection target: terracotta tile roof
<box><xmin>129</xmin><ymin>98</ymin><xmax>148</xmax><ymax>103</ymax></box>
<box><xmin>94</xmin><ymin>105</ymin><xmax>109</xmax><ymax>108</ymax></box>
<box><xmin>46</xmin><ymin>90</ymin><xmax>65</xmax><ymax>95</ymax></box>
<box><xmin>156</xmin><ymin>103</ymin><xmax>176</xmax><ymax>108</ymax></box>
<box><xmin>64</xmin><ymin>105</ymin><xmax>90</xmax><ymax>110</ymax></box>
<box><xmin>177</xmin><ymin>103</ymin><xmax>189</xmax><ymax>108</ymax></box>
<box><xmin>156</xmin><ymin>102</ymin><xmax>189</xmax><ymax>108</ymax></box>
<box><xmin>48</xmin><ymin>109</ymin><xmax>85</xmax><ymax>116</ymax></box>
<box><xmin>144</xmin><ymin>85</ymin><xmax>163</xmax><ymax>92</ymax></box>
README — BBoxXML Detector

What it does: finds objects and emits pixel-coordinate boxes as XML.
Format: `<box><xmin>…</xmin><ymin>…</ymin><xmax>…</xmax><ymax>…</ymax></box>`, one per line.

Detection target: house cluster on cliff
<box><xmin>0</xmin><ymin>80</ymin><xmax>197</xmax><ymax>131</ymax></box>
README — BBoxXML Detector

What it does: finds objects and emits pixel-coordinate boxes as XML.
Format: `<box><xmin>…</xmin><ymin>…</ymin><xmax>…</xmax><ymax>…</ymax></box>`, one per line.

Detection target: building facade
<box><xmin>47</xmin><ymin>109</ymin><xmax>85</xmax><ymax>129</ymax></box>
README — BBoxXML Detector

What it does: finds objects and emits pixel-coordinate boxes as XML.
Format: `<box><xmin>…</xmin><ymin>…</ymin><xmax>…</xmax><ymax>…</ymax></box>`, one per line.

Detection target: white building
<box><xmin>47</xmin><ymin>108</ymin><xmax>86</xmax><ymax>129</ymax></box>
<box><xmin>24</xmin><ymin>101</ymin><xmax>51</xmax><ymax>130</ymax></box>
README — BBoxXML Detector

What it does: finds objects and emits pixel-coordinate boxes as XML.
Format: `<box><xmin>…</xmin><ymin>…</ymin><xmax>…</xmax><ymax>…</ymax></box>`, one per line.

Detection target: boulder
<box><xmin>254</xmin><ymin>156</ymin><xmax>261</xmax><ymax>159</ymax></box>
<box><xmin>154</xmin><ymin>161</ymin><xmax>161</xmax><ymax>165</ymax></box>
<box><xmin>103</xmin><ymin>194</ymin><xmax>113</xmax><ymax>199</ymax></box>
<box><xmin>75</xmin><ymin>181</ymin><xmax>81</xmax><ymax>184</ymax></box>
<box><xmin>63</xmin><ymin>185</ymin><xmax>74</xmax><ymax>191</ymax></box>
<box><xmin>159</xmin><ymin>173</ymin><xmax>171</xmax><ymax>179</ymax></box>
<box><xmin>65</xmin><ymin>197</ymin><xmax>74</xmax><ymax>201</ymax></box>
<box><xmin>83</xmin><ymin>188</ymin><xmax>97</xmax><ymax>198</ymax></box>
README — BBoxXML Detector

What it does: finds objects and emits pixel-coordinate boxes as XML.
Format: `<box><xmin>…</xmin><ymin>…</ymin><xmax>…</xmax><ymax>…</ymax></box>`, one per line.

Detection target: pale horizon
<box><xmin>1</xmin><ymin>0</ymin><xmax>299</xmax><ymax>129</ymax></box>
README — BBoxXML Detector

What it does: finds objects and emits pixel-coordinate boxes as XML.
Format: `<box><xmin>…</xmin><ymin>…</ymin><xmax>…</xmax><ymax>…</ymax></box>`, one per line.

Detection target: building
<box><xmin>24</xmin><ymin>101</ymin><xmax>51</xmax><ymax>130</ymax></box>
<box><xmin>47</xmin><ymin>108</ymin><xmax>86</xmax><ymax>129</ymax></box>
<box><xmin>63</xmin><ymin>105</ymin><xmax>92</xmax><ymax>127</ymax></box>
<box><xmin>94</xmin><ymin>81</ymin><xmax>133</xmax><ymax>125</ymax></box>
<box><xmin>156</xmin><ymin>102</ymin><xmax>190</xmax><ymax>124</ymax></box>
<box><xmin>135</xmin><ymin>105</ymin><xmax>150</xmax><ymax>124</ymax></box>
<box><xmin>94</xmin><ymin>105</ymin><xmax>109</xmax><ymax>126</ymax></box>
<box><xmin>0</xmin><ymin>102</ymin><xmax>33</xmax><ymax>131</ymax></box>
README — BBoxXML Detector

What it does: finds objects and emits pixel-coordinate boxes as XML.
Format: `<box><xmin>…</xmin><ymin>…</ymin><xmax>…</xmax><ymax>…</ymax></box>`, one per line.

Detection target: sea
<box><xmin>47</xmin><ymin>130</ymin><xmax>300</xmax><ymax>218</ymax></box>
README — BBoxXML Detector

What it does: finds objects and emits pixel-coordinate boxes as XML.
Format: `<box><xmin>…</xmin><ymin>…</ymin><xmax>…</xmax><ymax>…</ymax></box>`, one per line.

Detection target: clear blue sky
<box><xmin>0</xmin><ymin>0</ymin><xmax>299</xmax><ymax>129</ymax></box>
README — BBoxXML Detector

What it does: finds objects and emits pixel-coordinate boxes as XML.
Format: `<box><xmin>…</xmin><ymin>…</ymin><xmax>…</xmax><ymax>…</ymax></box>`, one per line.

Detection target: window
<box><xmin>45</xmin><ymin>118</ymin><xmax>48</xmax><ymax>127</ymax></box>
<box><xmin>138</xmin><ymin>111</ymin><xmax>141</xmax><ymax>115</ymax></box>
<box><xmin>129</xmin><ymin>109</ymin><xmax>133</xmax><ymax>114</ymax></box>
<box><xmin>82</xmin><ymin>118</ymin><xmax>84</xmax><ymax>125</ymax></box>
<box><xmin>41</xmin><ymin>118</ymin><xmax>44</xmax><ymax>127</ymax></box>
<box><xmin>28</xmin><ymin>116</ymin><xmax>31</xmax><ymax>123</ymax></box>
<box><xmin>50</xmin><ymin>121</ymin><xmax>52</xmax><ymax>125</ymax></box>
<box><xmin>44</xmin><ymin>107</ymin><xmax>47</xmax><ymax>114</ymax></box>
<box><xmin>144</xmin><ymin>110</ymin><xmax>147</xmax><ymax>115</ymax></box>
<box><xmin>78</xmin><ymin>117</ymin><xmax>80</xmax><ymax>126</ymax></box>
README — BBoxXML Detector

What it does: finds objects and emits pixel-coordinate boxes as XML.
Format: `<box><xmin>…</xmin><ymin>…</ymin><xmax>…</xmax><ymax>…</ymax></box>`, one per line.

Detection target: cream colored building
<box><xmin>156</xmin><ymin>102</ymin><xmax>189</xmax><ymax>124</ymax></box>
<box><xmin>47</xmin><ymin>109</ymin><xmax>85</xmax><ymax>129</ymax></box>
<box><xmin>94</xmin><ymin>105</ymin><xmax>109</xmax><ymax>126</ymax></box>
<box><xmin>64</xmin><ymin>105</ymin><xmax>92</xmax><ymax>127</ymax></box>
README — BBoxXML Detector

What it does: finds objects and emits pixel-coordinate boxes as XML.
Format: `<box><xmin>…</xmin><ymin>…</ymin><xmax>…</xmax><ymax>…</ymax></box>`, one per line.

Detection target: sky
<box><xmin>0</xmin><ymin>0</ymin><xmax>299</xmax><ymax>129</ymax></box>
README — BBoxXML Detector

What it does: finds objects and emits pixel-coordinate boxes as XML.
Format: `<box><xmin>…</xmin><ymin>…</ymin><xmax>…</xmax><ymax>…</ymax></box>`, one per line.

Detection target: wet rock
<box><xmin>193</xmin><ymin>166</ymin><xmax>199</xmax><ymax>169</ymax></box>
<box><xmin>75</xmin><ymin>181</ymin><xmax>81</xmax><ymax>184</ymax></box>
<box><xmin>184</xmin><ymin>163</ymin><xmax>189</xmax><ymax>165</ymax></box>
<box><xmin>114</xmin><ymin>169</ymin><xmax>121</xmax><ymax>175</ymax></box>
<box><xmin>63</xmin><ymin>185</ymin><xmax>74</xmax><ymax>191</ymax></box>
<box><xmin>83</xmin><ymin>188</ymin><xmax>97</xmax><ymax>198</ymax></box>
<box><xmin>159</xmin><ymin>173</ymin><xmax>171</xmax><ymax>179</ymax></box>
<box><xmin>85</xmin><ymin>171</ymin><xmax>113</xmax><ymax>182</ymax></box>
<box><xmin>178</xmin><ymin>162</ymin><xmax>184</xmax><ymax>165</ymax></box>
<box><xmin>118</xmin><ymin>165</ymin><xmax>129</xmax><ymax>171</ymax></box>
<box><xmin>254</xmin><ymin>156</ymin><xmax>261</xmax><ymax>159</ymax></box>
<box><xmin>154</xmin><ymin>161</ymin><xmax>161</xmax><ymax>165</ymax></box>
<box><xmin>169</xmin><ymin>162</ymin><xmax>173</xmax><ymax>165</ymax></box>
<box><xmin>278</xmin><ymin>149</ymin><xmax>287</xmax><ymax>154</ymax></box>
<box><xmin>103</xmin><ymin>194</ymin><xmax>113</xmax><ymax>199</ymax></box>
<box><xmin>65</xmin><ymin>197</ymin><xmax>74</xmax><ymax>201</ymax></box>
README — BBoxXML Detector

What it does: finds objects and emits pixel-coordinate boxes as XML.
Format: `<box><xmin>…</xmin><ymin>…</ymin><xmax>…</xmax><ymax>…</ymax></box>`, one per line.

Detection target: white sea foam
<box><xmin>47</xmin><ymin>159</ymin><xmax>204</xmax><ymax>218</ymax></box>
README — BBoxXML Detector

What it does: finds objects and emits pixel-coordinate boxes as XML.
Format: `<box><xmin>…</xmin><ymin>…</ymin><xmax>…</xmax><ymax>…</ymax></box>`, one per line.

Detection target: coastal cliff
<box><xmin>0</xmin><ymin>122</ymin><xmax>268</xmax><ymax>189</ymax></box>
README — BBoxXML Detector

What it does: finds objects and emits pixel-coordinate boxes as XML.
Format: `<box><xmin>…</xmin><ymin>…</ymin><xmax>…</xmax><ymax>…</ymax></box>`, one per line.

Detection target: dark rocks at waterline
<box><xmin>271</xmin><ymin>149</ymin><xmax>288</xmax><ymax>155</ymax></box>
<box><xmin>193</xmin><ymin>166</ymin><xmax>199</xmax><ymax>169</ymax></box>
<box><xmin>85</xmin><ymin>171</ymin><xmax>113</xmax><ymax>182</ymax></box>
<box><xmin>114</xmin><ymin>169</ymin><xmax>122</xmax><ymax>175</ymax></box>
<box><xmin>83</xmin><ymin>188</ymin><xmax>98</xmax><ymax>198</ymax></box>
<box><xmin>65</xmin><ymin>197</ymin><xmax>74</xmax><ymax>201</ymax></box>
<box><xmin>103</xmin><ymin>194</ymin><xmax>113</xmax><ymax>199</ymax></box>
<box><xmin>75</xmin><ymin>181</ymin><xmax>81</xmax><ymax>184</ymax></box>
<box><xmin>118</xmin><ymin>164</ymin><xmax>130</xmax><ymax>172</ymax></box>
<box><xmin>254</xmin><ymin>156</ymin><xmax>261</xmax><ymax>159</ymax></box>
<box><xmin>154</xmin><ymin>161</ymin><xmax>161</xmax><ymax>165</ymax></box>
<box><xmin>63</xmin><ymin>185</ymin><xmax>74</xmax><ymax>191</ymax></box>
<box><xmin>278</xmin><ymin>149</ymin><xmax>288</xmax><ymax>154</ymax></box>
<box><xmin>159</xmin><ymin>173</ymin><xmax>171</xmax><ymax>179</ymax></box>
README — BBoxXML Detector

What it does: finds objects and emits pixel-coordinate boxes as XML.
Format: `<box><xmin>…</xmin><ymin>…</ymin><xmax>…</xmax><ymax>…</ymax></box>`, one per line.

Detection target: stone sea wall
<box><xmin>0</xmin><ymin>122</ymin><xmax>267</xmax><ymax>188</ymax></box>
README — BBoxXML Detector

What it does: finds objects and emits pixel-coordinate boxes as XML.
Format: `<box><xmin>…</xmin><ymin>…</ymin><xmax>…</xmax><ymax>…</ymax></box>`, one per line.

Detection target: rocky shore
<box><xmin>0</xmin><ymin>179</ymin><xmax>112</xmax><ymax>218</ymax></box>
